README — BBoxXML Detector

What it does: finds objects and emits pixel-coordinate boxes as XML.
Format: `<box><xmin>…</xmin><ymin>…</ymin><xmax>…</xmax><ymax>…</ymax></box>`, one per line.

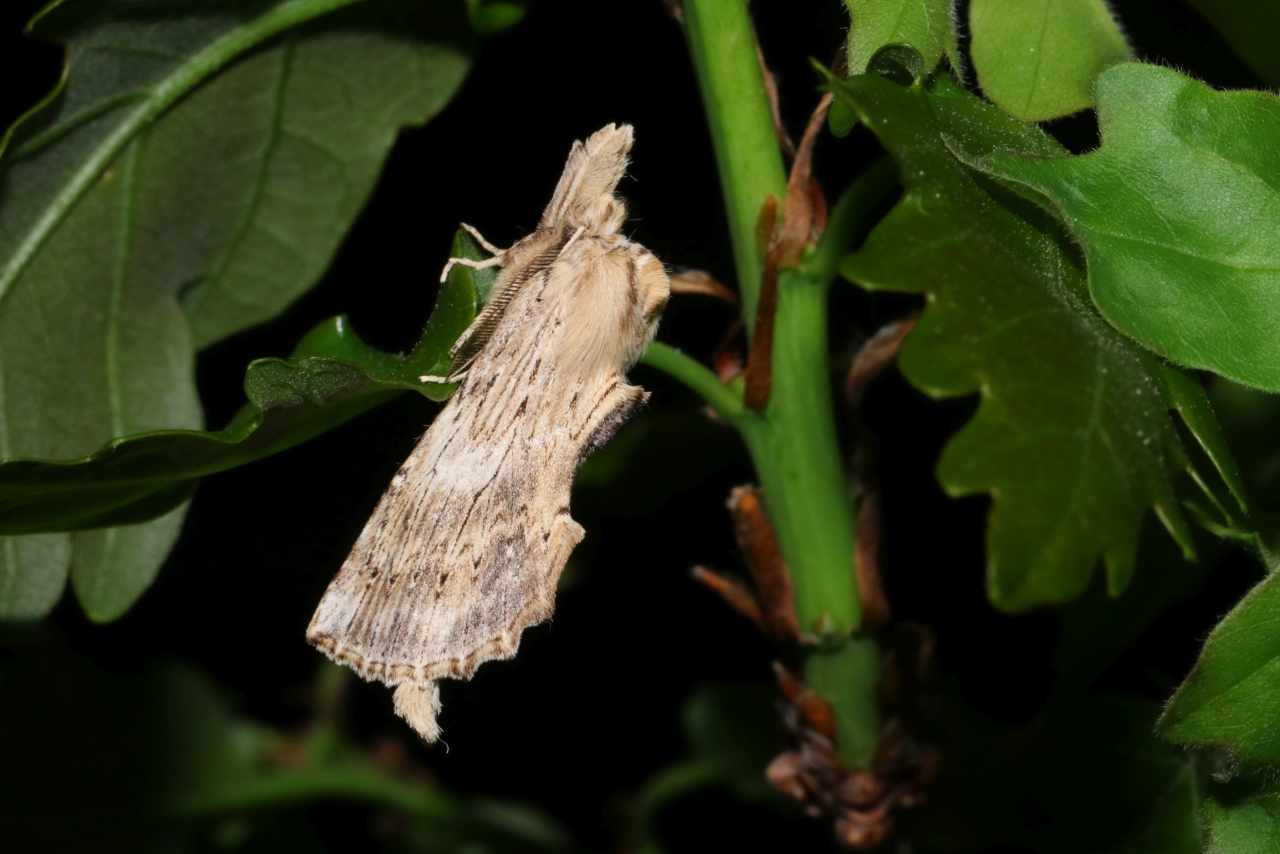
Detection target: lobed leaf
<box><xmin>969</xmin><ymin>0</ymin><xmax>1130</xmax><ymax>121</ymax></box>
<box><xmin>1160</xmin><ymin>567</ymin><xmax>1280</xmax><ymax>766</ymax></box>
<box><xmin>0</xmin><ymin>230</ymin><xmax>491</xmax><ymax>621</ymax></box>
<box><xmin>955</xmin><ymin>63</ymin><xmax>1280</xmax><ymax>392</ymax></box>
<box><xmin>0</xmin><ymin>0</ymin><xmax>474</xmax><ymax>621</ymax></box>
<box><xmin>837</xmin><ymin>71</ymin><xmax>1203</xmax><ymax>610</ymax></box>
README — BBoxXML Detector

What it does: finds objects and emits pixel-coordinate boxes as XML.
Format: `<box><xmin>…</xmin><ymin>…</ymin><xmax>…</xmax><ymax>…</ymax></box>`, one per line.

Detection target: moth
<box><xmin>307</xmin><ymin>124</ymin><xmax>670</xmax><ymax>741</ymax></box>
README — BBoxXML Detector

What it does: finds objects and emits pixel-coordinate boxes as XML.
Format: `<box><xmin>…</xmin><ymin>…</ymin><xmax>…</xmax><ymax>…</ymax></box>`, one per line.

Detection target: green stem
<box><xmin>680</xmin><ymin>0</ymin><xmax>788</xmax><ymax>328</ymax></box>
<box><xmin>742</xmin><ymin>272</ymin><xmax>859</xmax><ymax>633</ymax></box>
<box><xmin>671</xmin><ymin>0</ymin><xmax>893</xmax><ymax>770</ymax></box>
<box><xmin>641</xmin><ymin>342</ymin><xmax>746</xmax><ymax>420</ymax></box>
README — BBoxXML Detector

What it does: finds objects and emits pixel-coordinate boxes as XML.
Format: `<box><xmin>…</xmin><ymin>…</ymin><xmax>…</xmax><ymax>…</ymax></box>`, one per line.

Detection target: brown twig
<box><xmin>754</xmin><ymin>30</ymin><xmax>797</xmax><ymax>161</ymax></box>
<box><xmin>844</xmin><ymin>314</ymin><xmax>919</xmax><ymax>632</ymax></box>
<box><xmin>730</xmin><ymin>486</ymin><xmax>800</xmax><ymax>643</ymax></box>
<box><xmin>691</xmin><ymin>565</ymin><xmax>765</xmax><ymax>627</ymax></box>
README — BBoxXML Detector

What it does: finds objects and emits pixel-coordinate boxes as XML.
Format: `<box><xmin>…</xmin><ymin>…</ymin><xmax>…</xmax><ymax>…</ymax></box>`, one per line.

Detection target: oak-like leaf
<box><xmin>0</xmin><ymin>0</ymin><xmax>474</xmax><ymax>621</ymax></box>
<box><xmin>837</xmin><ymin>71</ymin><xmax>1201</xmax><ymax>610</ymax></box>
<box><xmin>955</xmin><ymin>63</ymin><xmax>1280</xmax><ymax>392</ymax></box>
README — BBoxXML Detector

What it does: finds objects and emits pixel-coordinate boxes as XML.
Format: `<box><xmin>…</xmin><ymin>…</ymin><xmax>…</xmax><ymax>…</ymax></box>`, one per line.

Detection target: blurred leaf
<box><xmin>1160</xmin><ymin>566</ymin><xmax>1280</xmax><ymax>765</ymax></box>
<box><xmin>969</xmin><ymin>0</ymin><xmax>1129</xmax><ymax>121</ymax></box>
<box><xmin>1</xmin><ymin>647</ymin><xmax>573</xmax><ymax>851</ymax></box>
<box><xmin>954</xmin><ymin>63</ymin><xmax>1280</xmax><ymax>392</ymax></box>
<box><xmin>844</xmin><ymin>0</ymin><xmax>957</xmax><ymax>76</ymax></box>
<box><xmin>1184</xmin><ymin>0</ymin><xmax>1280</xmax><ymax>87</ymax></box>
<box><xmin>0</xmin><ymin>0</ymin><xmax>474</xmax><ymax>623</ymax></box>
<box><xmin>629</xmin><ymin>682</ymin><xmax>783</xmax><ymax>853</ymax></box>
<box><xmin>913</xmin><ymin>697</ymin><xmax>1203</xmax><ymax>853</ymax></box>
<box><xmin>0</xmin><ymin>229</ymin><xmax>489</xmax><ymax>620</ymax></box>
<box><xmin>836</xmin><ymin>71</ymin><xmax>1200</xmax><ymax>611</ymax></box>
<box><xmin>159</xmin><ymin>665</ymin><xmax>573</xmax><ymax>853</ymax></box>
<box><xmin>1055</xmin><ymin>520</ymin><xmax>1214</xmax><ymax>700</ymax></box>
<box><xmin>466</xmin><ymin>0</ymin><xmax>528</xmax><ymax>34</ymax></box>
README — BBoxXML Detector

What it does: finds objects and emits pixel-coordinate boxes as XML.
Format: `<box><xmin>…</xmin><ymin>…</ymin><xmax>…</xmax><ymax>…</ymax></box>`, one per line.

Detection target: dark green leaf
<box><xmin>844</xmin><ymin>0</ymin><xmax>956</xmax><ymax>77</ymax></box>
<box><xmin>969</xmin><ymin>0</ymin><xmax>1130</xmax><ymax>121</ymax></box>
<box><xmin>837</xmin><ymin>72</ymin><xmax>1199</xmax><ymax>610</ymax></box>
<box><xmin>628</xmin><ymin>682</ymin><xmax>783</xmax><ymax>854</ymax></box>
<box><xmin>0</xmin><ymin>229</ymin><xmax>488</xmax><ymax>620</ymax></box>
<box><xmin>0</xmin><ymin>230</ymin><xmax>489</xmax><ymax>538</ymax></box>
<box><xmin>914</xmin><ymin>697</ymin><xmax>1203</xmax><ymax>853</ymax></box>
<box><xmin>954</xmin><ymin>63</ymin><xmax>1280</xmax><ymax>392</ymax></box>
<box><xmin>0</xmin><ymin>1</ymin><xmax>474</xmax><ymax>621</ymax></box>
<box><xmin>1160</xmin><ymin>566</ymin><xmax>1280</xmax><ymax>765</ymax></box>
<box><xmin>466</xmin><ymin>0</ymin><xmax>528</xmax><ymax>35</ymax></box>
<box><xmin>1160</xmin><ymin>365</ymin><xmax>1249</xmax><ymax>514</ymax></box>
<box><xmin>1184</xmin><ymin>0</ymin><xmax>1280</xmax><ymax>87</ymax></box>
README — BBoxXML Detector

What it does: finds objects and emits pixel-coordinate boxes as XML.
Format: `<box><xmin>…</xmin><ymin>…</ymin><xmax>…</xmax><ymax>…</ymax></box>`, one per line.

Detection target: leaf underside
<box><xmin>837</xmin><ymin>72</ymin><xmax>1200</xmax><ymax>611</ymax></box>
<box><xmin>0</xmin><ymin>0</ymin><xmax>473</xmax><ymax>621</ymax></box>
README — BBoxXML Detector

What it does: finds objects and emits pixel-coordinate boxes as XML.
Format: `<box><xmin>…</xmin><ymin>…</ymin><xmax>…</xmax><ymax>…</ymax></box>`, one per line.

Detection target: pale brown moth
<box><xmin>307</xmin><ymin>124</ymin><xmax>670</xmax><ymax>741</ymax></box>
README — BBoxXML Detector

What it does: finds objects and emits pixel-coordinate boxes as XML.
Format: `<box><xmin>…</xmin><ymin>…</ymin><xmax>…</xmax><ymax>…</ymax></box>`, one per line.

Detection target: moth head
<box><xmin>540</xmin><ymin>124</ymin><xmax>635</xmax><ymax>236</ymax></box>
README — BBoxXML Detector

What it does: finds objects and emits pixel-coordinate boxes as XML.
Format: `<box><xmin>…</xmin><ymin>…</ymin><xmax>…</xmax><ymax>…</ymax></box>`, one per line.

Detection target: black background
<box><xmin>0</xmin><ymin>1</ymin><xmax>1270</xmax><ymax>852</ymax></box>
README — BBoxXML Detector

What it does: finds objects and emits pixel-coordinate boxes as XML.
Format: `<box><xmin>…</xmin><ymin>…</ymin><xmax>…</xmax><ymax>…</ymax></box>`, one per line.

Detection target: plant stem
<box><xmin>640</xmin><ymin>342</ymin><xmax>746</xmax><ymax>421</ymax></box>
<box><xmin>741</xmin><ymin>272</ymin><xmax>860</xmax><ymax>633</ymax></box>
<box><xmin>674</xmin><ymin>0</ymin><xmax>884</xmax><ymax>769</ymax></box>
<box><xmin>680</xmin><ymin>0</ymin><xmax>788</xmax><ymax>329</ymax></box>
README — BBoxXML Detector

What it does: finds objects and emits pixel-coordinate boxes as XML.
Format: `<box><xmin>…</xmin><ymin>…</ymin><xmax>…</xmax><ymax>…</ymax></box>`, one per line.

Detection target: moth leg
<box><xmin>439</xmin><ymin>254</ymin><xmax>503</xmax><ymax>283</ymax></box>
<box><xmin>460</xmin><ymin>222</ymin><xmax>506</xmax><ymax>257</ymax></box>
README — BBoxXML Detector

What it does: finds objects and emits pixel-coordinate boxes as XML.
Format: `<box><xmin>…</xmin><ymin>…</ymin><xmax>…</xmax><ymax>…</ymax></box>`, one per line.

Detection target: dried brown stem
<box><xmin>669</xmin><ymin>268</ymin><xmax>741</xmax><ymax>306</ymax></box>
<box><xmin>729</xmin><ymin>486</ymin><xmax>800</xmax><ymax>643</ymax></box>
<box><xmin>691</xmin><ymin>565</ymin><xmax>765</xmax><ymax>627</ymax></box>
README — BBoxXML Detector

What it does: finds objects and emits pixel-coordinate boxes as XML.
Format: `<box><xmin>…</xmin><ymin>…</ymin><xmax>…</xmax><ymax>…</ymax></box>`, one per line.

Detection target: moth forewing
<box><xmin>306</xmin><ymin>124</ymin><xmax>670</xmax><ymax>742</ymax></box>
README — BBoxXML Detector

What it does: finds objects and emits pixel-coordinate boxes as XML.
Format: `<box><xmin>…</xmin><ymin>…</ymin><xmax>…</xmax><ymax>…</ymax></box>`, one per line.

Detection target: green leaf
<box><xmin>0</xmin><ymin>0</ymin><xmax>474</xmax><ymax>621</ymax></box>
<box><xmin>628</xmin><ymin>682</ymin><xmax>782</xmax><ymax>854</ymax></box>
<box><xmin>914</xmin><ymin>696</ymin><xmax>1203</xmax><ymax>853</ymax></box>
<box><xmin>0</xmin><ymin>229</ymin><xmax>489</xmax><ymax>540</ymax></box>
<box><xmin>466</xmin><ymin>0</ymin><xmax>528</xmax><ymax>35</ymax></box>
<box><xmin>969</xmin><ymin>0</ymin><xmax>1130</xmax><ymax>121</ymax></box>
<box><xmin>1160</xmin><ymin>567</ymin><xmax>1280</xmax><ymax>766</ymax></box>
<box><xmin>844</xmin><ymin>0</ymin><xmax>957</xmax><ymax>76</ymax></box>
<box><xmin>1184</xmin><ymin>0</ymin><xmax>1280</xmax><ymax>87</ymax></box>
<box><xmin>1160</xmin><ymin>365</ymin><xmax>1249</xmax><ymax>515</ymax></box>
<box><xmin>836</xmin><ymin>72</ymin><xmax>1199</xmax><ymax>610</ymax></box>
<box><xmin>71</xmin><ymin>502</ymin><xmax>189</xmax><ymax>622</ymax></box>
<box><xmin>0</xmin><ymin>229</ymin><xmax>488</xmax><ymax>621</ymax></box>
<box><xmin>1203</xmin><ymin>785</ymin><xmax>1280</xmax><ymax>853</ymax></box>
<box><xmin>954</xmin><ymin>63</ymin><xmax>1280</xmax><ymax>392</ymax></box>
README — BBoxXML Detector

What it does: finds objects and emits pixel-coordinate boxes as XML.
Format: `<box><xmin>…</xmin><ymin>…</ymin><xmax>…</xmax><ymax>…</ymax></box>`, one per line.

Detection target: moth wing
<box><xmin>307</xmin><ymin>294</ymin><xmax>647</xmax><ymax>710</ymax></box>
